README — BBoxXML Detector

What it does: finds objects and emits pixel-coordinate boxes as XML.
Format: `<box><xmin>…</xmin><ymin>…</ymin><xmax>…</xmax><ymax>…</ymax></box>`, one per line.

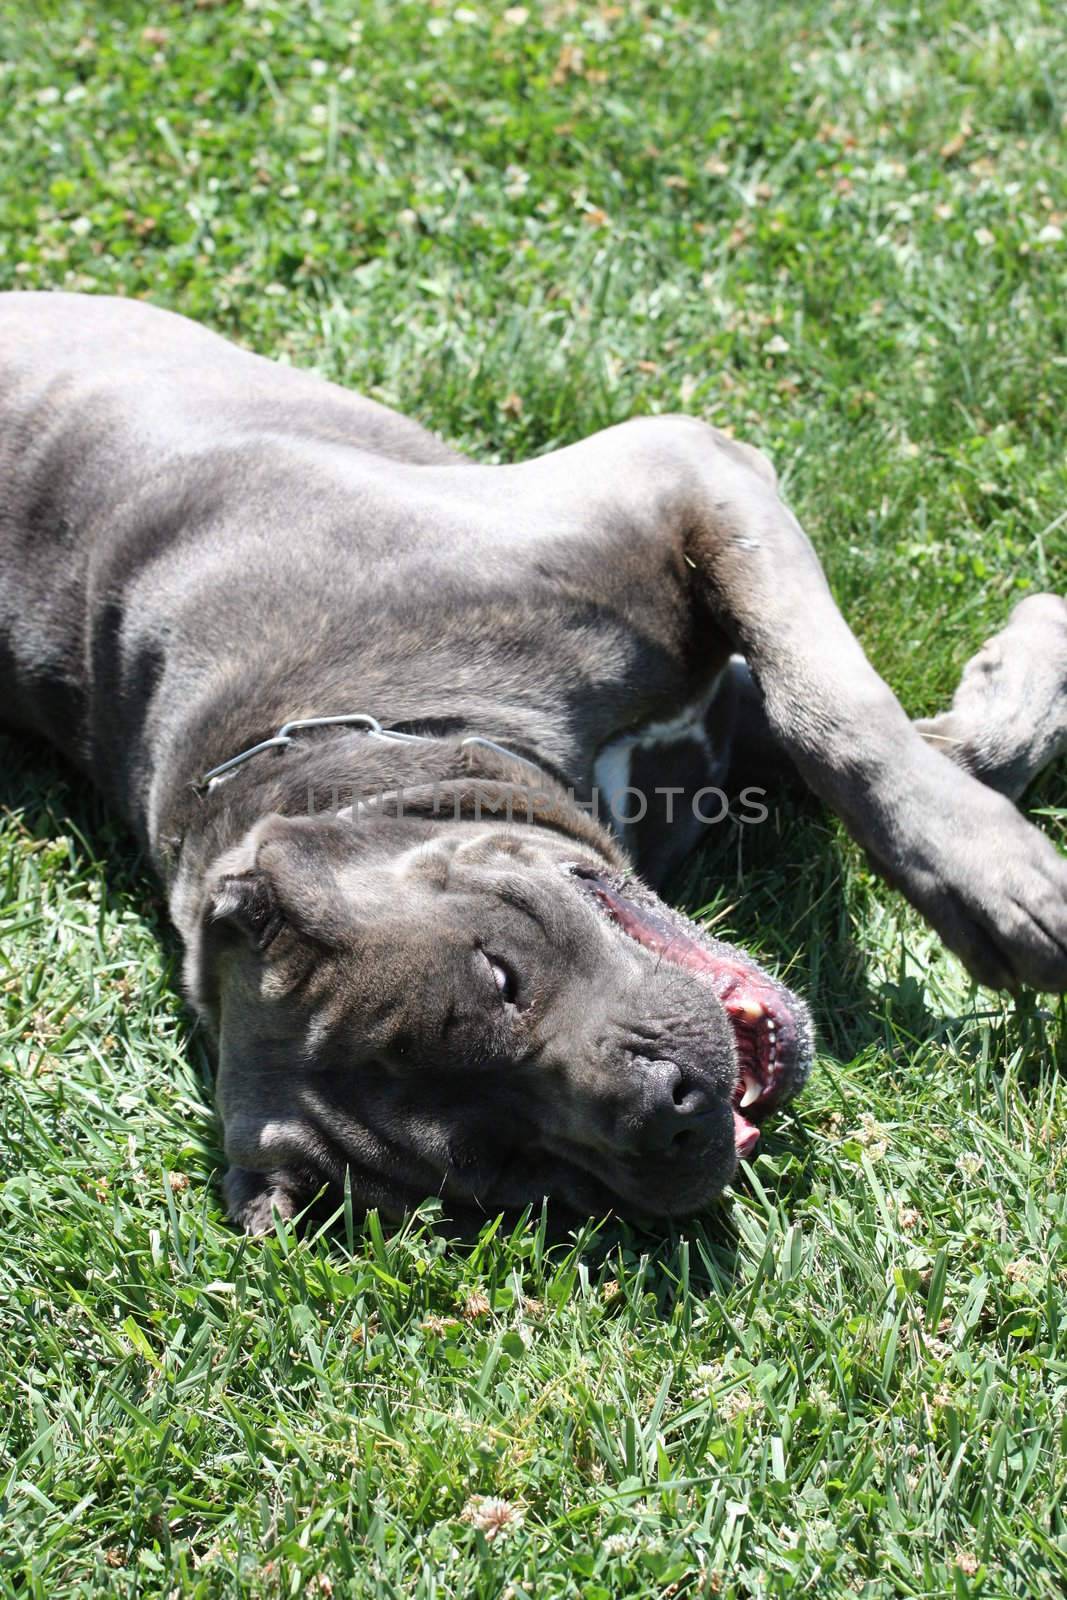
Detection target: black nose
<box><xmin>629</xmin><ymin>1060</ymin><xmax>712</xmax><ymax>1155</ymax></box>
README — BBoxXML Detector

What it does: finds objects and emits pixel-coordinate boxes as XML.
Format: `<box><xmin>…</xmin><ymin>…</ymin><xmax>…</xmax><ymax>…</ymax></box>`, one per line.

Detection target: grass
<box><xmin>1</xmin><ymin>0</ymin><xmax>1066</xmax><ymax>1594</ymax></box>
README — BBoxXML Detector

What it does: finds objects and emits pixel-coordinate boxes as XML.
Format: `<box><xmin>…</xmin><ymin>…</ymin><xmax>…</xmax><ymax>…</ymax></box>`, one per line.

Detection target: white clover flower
<box><xmin>460</xmin><ymin>1496</ymin><xmax>524</xmax><ymax>1540</ymax></box>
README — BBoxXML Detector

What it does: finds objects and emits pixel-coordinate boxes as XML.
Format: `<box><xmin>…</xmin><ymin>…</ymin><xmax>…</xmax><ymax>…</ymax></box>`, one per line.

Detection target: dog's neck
<box><xmin>163</xmin><ymin>725</ymin><xmax>624</xmax><ymax>947</ymax></box>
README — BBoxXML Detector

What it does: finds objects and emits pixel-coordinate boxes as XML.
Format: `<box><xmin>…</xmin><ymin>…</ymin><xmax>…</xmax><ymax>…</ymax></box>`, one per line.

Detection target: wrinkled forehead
<box><xmin>329</xmin><ymin>828</ymin><xmax>643</xmax><ymax>997</ymax></box>
<box><xmin>338</xmin><ymin>823</ymin><xmax>600</xmax><ymax>897</ymax></box>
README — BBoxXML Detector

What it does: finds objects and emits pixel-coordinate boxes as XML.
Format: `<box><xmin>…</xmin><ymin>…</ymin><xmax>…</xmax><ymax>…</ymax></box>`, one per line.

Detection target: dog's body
<box><xmin>2</xmin><ymin>292</ymin><xmax>1065</xmax><ymax>1229</ymax></box>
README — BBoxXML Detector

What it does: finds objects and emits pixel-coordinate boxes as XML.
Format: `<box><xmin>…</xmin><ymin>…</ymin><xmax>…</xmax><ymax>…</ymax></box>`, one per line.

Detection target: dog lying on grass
<box><xmin>2</xmin><ymin>292</ymin><xmax>1065</xmax><ymax>1231</ymax></box>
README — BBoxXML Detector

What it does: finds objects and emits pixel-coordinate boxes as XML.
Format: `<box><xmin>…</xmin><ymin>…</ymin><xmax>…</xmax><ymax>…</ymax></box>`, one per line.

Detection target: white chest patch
<box><xmin>592</xmin><ymin>674</ymin><xmax>728</xmax><ymax>840</ymax></box>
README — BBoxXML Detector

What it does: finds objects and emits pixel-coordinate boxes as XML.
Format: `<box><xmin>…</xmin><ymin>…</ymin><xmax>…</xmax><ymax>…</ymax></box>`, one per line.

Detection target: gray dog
<box><xmin>2</xmin><ymin>293</ymin><xmax>1065</xmax><ymax>1232</ymax></box>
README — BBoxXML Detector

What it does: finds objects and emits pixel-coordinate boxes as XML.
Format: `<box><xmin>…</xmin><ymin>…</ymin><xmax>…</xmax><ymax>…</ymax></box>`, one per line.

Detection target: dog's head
<box><xmin>190</xmin><ymin>812</ymin><xmax>813</xmax><ymax>1230</ymax></box>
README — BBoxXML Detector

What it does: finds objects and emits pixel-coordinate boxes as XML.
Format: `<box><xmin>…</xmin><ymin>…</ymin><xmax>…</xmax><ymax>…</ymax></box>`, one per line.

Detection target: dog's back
<box><xmin>0</xmin><ymin>291</ymin><xmax>462</xmax><ymax>811</ymax></box>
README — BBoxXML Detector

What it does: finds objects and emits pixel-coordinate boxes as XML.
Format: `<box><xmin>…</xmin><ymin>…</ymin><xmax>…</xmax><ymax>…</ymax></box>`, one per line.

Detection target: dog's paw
<box><xmin>224</xmin><ymin>1166</ymin><xmax>302</xmax><ymax>1234</ymax></box>
<box><xmin>916</xmin><ymin>592</ymin><xmax>1067</xmax><ymax>799</ymax></box>
<box><xmin>882</xmin><ymin>770</ymin><xmax>1067</xmax><ymax>992</ymax></box>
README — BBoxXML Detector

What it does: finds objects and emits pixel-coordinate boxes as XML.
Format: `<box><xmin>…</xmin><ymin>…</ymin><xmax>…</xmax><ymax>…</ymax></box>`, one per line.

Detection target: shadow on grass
<box><xmin>670</xmin><ymin>793</ymin><xmax>941</xmax><ymax>1052</ymax></box>
<box><xmin>675</xmin><ymin>768</ymin><xmax>1066</xmax><ymax>1084</ymax></box>
<box><xmin>0</xmin><ymin>726</ymin><xmax>223</xmax><ymax>1153</ymax></box>
<box><xmin>1</xmin><ymin>729</ymin><xmax>165</xmax><ymax>921</ymax></box>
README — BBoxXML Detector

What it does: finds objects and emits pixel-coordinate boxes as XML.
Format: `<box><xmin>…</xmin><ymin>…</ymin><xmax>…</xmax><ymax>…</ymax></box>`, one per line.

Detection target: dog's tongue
<box><xmin>732</xmin><ymin>1107</ymin><xmax>760</xmax><ymax>1158</ymax></box>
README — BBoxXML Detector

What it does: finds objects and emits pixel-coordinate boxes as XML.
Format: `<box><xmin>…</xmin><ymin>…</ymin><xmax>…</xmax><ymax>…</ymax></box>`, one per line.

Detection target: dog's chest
<box><xmin>591</xmin><ymin>673</ymin><xmax>733</xmax><ymax>838</ymax></box>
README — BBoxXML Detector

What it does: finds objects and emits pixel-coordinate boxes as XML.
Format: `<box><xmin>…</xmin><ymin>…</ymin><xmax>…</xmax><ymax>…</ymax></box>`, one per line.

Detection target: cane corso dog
<box><xmin>2</xmin><ymin>292</ymin><xmax>1065</xmax><ymax>1232</ymax></box>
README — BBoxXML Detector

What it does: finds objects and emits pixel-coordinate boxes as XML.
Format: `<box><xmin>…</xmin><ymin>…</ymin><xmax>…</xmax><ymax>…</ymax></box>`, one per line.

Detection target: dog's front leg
<box><xmin>635</xmin><ymin>417</ymin><xmax>1067</xmax><ymax>992</ymax></box>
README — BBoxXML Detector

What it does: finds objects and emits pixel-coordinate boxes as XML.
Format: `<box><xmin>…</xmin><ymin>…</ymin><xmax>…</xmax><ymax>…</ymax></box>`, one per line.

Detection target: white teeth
<box><xmin>739</xmin><ymin>1072</ymin><xmax>762</xmax><ymax>1109</ymax></box>
<box><xmin>738</xmin><ymin>999</ymin><xmax>764</xmax><ymax>1022</ymax></box>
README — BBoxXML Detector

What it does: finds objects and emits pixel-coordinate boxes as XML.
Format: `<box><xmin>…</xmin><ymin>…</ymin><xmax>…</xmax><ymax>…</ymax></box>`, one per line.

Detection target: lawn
<box><xmin>1</xmin><ymin>0</ymin><xmax>1066</xmax><ymax>1594</ymax></box>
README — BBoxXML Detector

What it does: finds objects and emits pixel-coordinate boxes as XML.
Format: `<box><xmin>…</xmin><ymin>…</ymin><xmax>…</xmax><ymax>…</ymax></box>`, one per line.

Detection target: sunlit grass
<box><xmin>1</xmin><ymin>1</ymin><xmax>1065</xmax><ymax>1594</ymax></box>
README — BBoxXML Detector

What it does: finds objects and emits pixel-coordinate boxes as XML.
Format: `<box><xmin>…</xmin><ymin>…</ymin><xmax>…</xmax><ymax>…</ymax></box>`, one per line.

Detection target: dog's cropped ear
<box><xmin>209</xmin><ymin>870</ymin><xmax>286</xmax><ymax>952</ymax></box>
<box><xmin>201</xmin><ymin>812</ymin><xmax>352</xmax><ymax>952</ymax></box>
<box><xmin>184</xmin><ymin>814</ymin><xmax>362</xmax><ymax>1031</ymax></box>
<box><xmin>184</xmin><ymin>818</ymin><xmax>304</xmax><ymax>1029</ymax></box>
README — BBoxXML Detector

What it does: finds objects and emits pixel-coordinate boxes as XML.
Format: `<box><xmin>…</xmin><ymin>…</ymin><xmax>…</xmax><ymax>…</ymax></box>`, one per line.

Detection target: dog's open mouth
<box><xmin>571</xmin><ymin>868</ymin><xmax>809</xmax><ymax>1159</ymax></box>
